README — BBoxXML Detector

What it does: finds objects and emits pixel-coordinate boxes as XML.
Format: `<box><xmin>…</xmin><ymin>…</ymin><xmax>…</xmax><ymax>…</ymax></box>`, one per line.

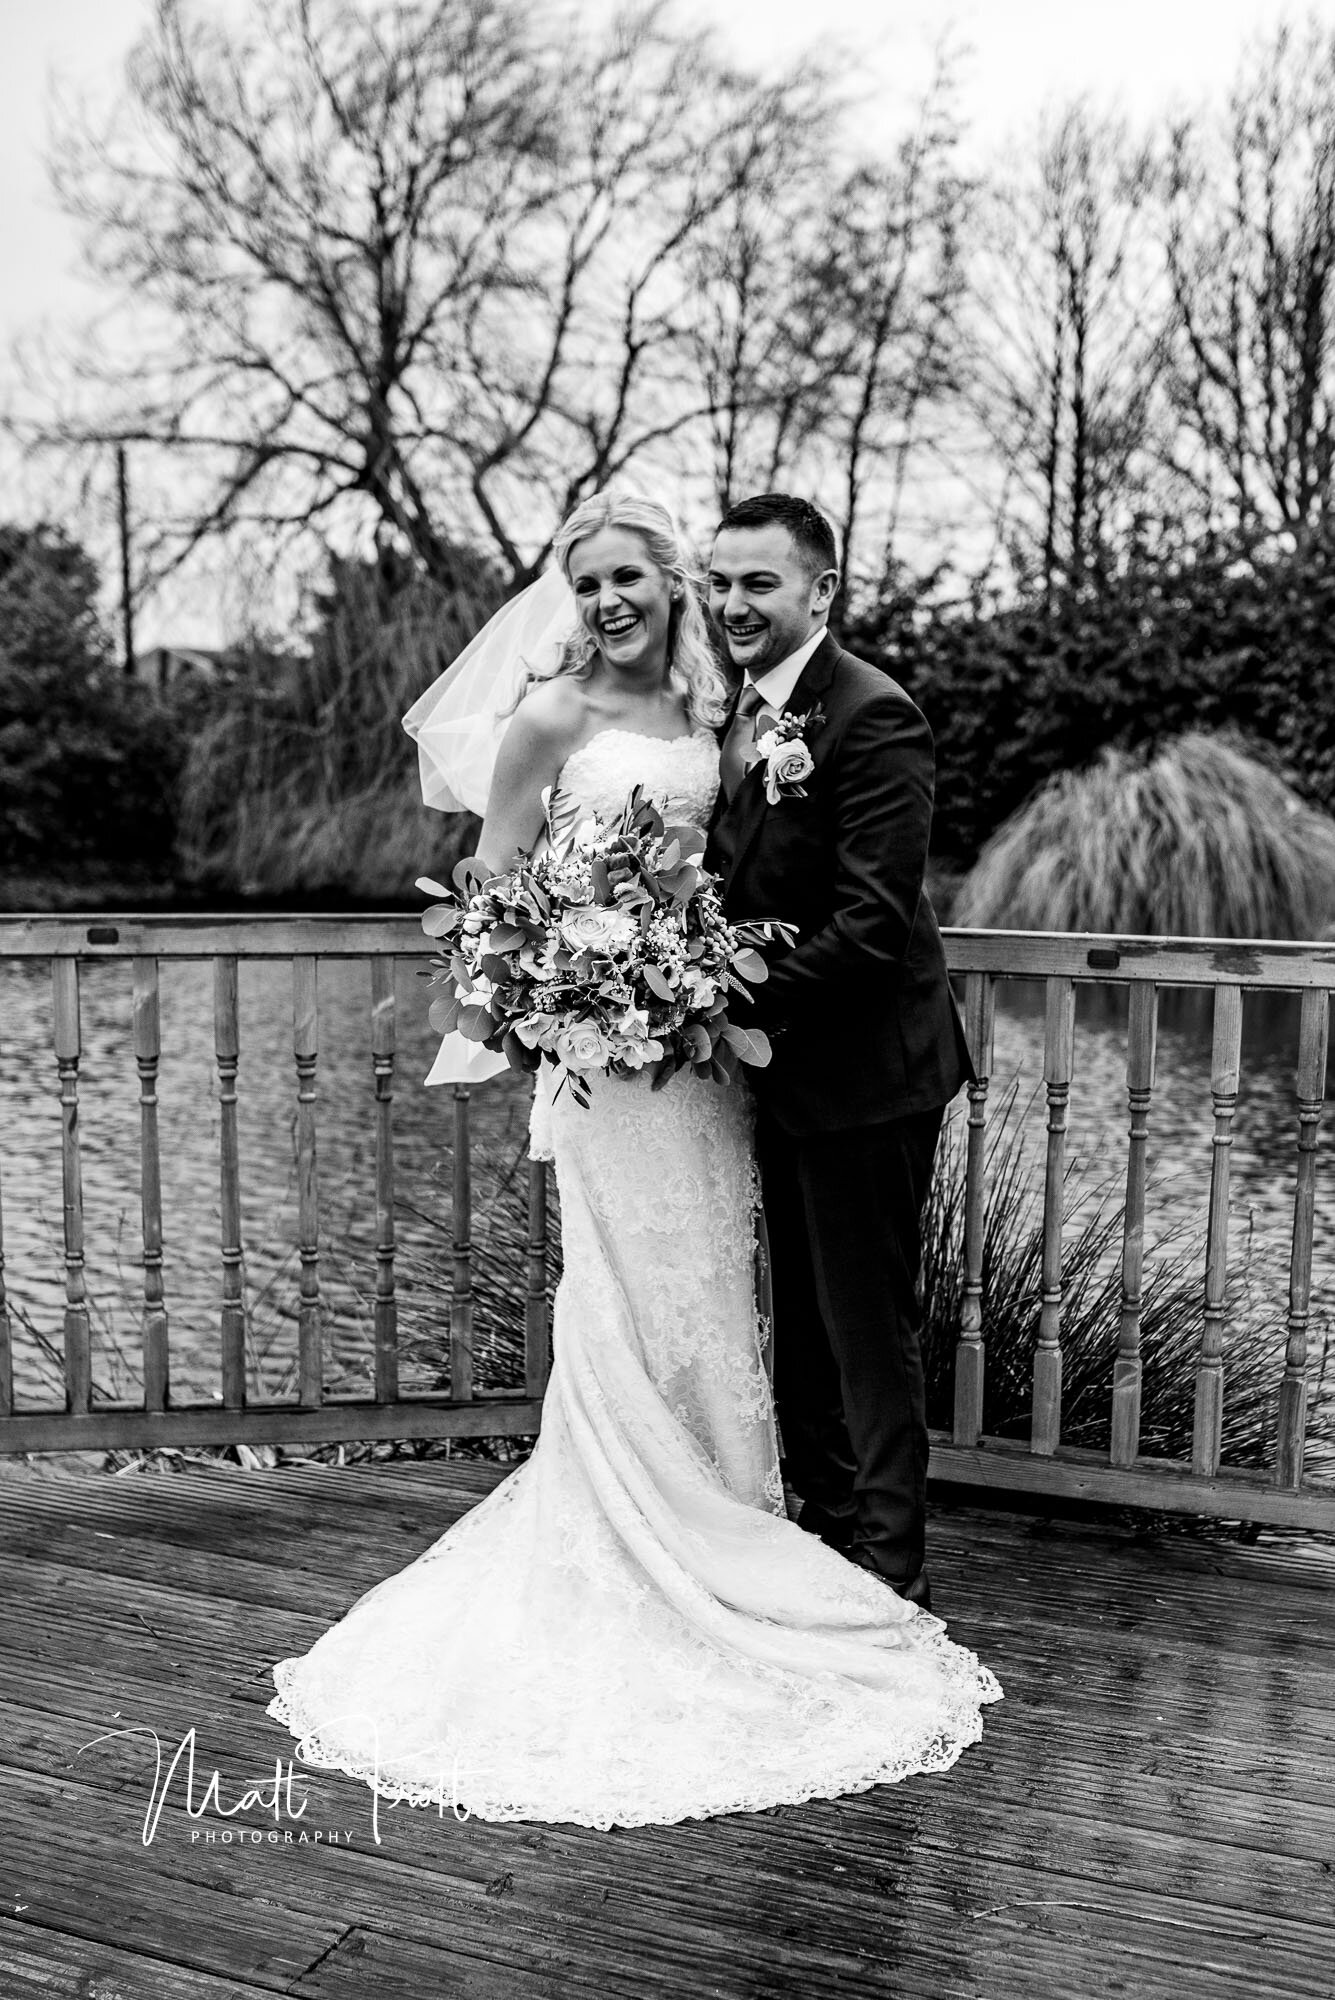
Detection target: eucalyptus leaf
<box><xmin>458</xmin><ymin>1005</ymin><xmax>496</xmax><ymax>1042</ymax></box>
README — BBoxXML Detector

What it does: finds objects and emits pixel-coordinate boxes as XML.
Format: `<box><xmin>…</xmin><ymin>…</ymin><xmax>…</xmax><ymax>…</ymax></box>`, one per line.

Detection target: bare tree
<box><xmin>966</xmin><ymin>103</ymin><xmax>1170</xmax><ymax>598</ymax></box>
<box><xmin>22</xmin><ymin>0</ymin><xmax>822</xmax><ymax>593</ymax></box>
<box><xmin>455</xmin><ymin>15</ymin><xmax>822</xmax><ymax>576</ymax></box>
<box><xmin>683</xmin><ymin>110</ymin><xmax>842</xmax><ymax>512</ymax></box>
<box><xmin>686</xmin><ymin>60</ymin><xmax>969</xmax><ymax>597</ymax></box>
<box><xmin>816</xmin><ymin>92</ymin><xmax>970</xmax><ymax>602</ymax></box>
<box><xmin>1162</xmin><ymin>22</ymin><xmax>1335</xmax><ymax>542</ymax></box>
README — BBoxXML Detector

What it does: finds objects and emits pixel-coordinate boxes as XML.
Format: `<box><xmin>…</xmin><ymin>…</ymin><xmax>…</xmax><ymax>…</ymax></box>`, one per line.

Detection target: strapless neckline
<box><xmin>561</xmin><ymin>724</ymin><xmax>714</xmax><ymax>765</ymax></box>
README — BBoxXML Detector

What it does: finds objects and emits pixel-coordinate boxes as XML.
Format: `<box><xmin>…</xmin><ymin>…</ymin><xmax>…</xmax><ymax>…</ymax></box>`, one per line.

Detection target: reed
<box><xmin>176</xmin><ymin>556</ymin><xmax>499</xmax><ymax>899</ymax></box>
<box><xmin>396</xmin><ymin>1139</ymin><xmax>561</xmax><ymax>1461</ymax></box>
<box><xmin>919</xmin><ymin>1082</ymin><xmax>1325</xmax><ymax>1471</ymax></box>
<box><xmin>953</xmin><ymin>731</ymin><xmax>1335</xmax><ymax>938</ymax></box>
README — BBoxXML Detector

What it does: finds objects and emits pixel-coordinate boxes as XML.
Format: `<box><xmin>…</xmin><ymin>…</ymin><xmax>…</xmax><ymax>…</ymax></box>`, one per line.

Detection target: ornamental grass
<box><xmin>917</xmin><ymin>1083</ymin><xmax>1326</xmax><ymax>1473</ymax></box>
<box><xmin>952</xmin><ymin>730</ymin><xmax>1335</xmax><ymax>939</ymax></box>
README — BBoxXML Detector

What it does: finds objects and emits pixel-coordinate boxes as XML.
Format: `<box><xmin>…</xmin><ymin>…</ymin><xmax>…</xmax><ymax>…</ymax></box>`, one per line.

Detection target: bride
<box><xmin>266</xmin><ymin>490</ymin><xmax>1000</xmax><ymax>1828</ymax></box>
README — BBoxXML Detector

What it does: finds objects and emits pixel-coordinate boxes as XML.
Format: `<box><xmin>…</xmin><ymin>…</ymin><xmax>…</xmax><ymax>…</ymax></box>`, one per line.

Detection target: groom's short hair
<box><xmin>717</xmin><ymin>493</ymin><xmax>840</xmax><ymax>580</ymax></box>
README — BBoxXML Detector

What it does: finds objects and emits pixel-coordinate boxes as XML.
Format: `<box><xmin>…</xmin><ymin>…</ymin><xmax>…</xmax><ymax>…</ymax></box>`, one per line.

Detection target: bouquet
<box><xmin>418</xmin><ymin>789</ymin><xmax>791</xmax><ymax>1106</ymax></box>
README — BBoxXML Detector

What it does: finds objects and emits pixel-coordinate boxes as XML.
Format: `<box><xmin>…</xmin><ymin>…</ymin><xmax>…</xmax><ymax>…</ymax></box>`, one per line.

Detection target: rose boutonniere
<box><xmin>752</xmin><ymin>704</ymin><xmax>826</xmax><ymax>804</ymax></box>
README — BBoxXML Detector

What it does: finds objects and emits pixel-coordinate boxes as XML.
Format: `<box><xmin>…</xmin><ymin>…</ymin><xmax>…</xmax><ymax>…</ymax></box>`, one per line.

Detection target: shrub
<box><xmin>0</xmin><ymin>523</ymin><xmax>185</xmax><ymax>877</ymax></box>
<box><xmin>952</xmin><ymin>730</ymin><xmax>1335</xmax><ymax>937</ymax></box>
<box><xmin>843</xmin><ymin>523</ymin><xmax>1335</xmax><ymax>868</ymax></box>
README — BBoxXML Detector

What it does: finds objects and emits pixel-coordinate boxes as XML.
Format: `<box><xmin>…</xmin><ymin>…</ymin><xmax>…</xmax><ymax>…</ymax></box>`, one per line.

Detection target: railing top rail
<box><xmin>0</xmin><ymin>913</ymin><xmax>1333</xmax><ymax>987</ymax></box>
<box><xmin>944</xmin><ymin>927</ymin><xmax>1335</xmax><ymax>991</ymax></box>
<box><xmin>0</xmin><ymin>913</ymin><xmax>429</xmax><ymax>957</ymax></box>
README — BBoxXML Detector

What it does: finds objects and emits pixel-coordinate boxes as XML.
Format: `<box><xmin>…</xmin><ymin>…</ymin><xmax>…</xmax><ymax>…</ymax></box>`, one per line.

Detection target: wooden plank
<box><xmin>292</xmin><ymin>956</ymin><xmax>321</xmax><ymax>1408</ymax></box>
<box><xmin>213</xmin><ymin>956</ymin><xmax>246</xmax><ymax>1410</ymax></box>
<box><xmin>1032</xmin><ymin>977</ymin><xmax>1074</xmax><ymax>1455</ymax></box>
<box><xmin>451</xmin><ymin>1084</ymin><xmax>473</xmax><ymax>1403</ymax></box>
<box><xmin>1111</xmin><ymin>982</ymin><xmax>1157</xmax><ymax>1466</ymax></box>
<box><xmin>0</xmin><ymin>1919</ymin><xmax>284</xmax><ymax>1999</ymax></box>
<box><xmin>1194</xmin><ymin>984</ymin><xmax>1243</xmax><ymax>1477</ymax></box>
<box><xmin>1277</xmin><ymin>988</ymin><xmax>1329</xmax><ymax>1487</ymax></box>
<box><xmin>953</xmin><ymin>971</ymin><xmax>995</xmax><ymax>1447</ymax></box>
<box><xmin>370</xmin><ymin>959</ymin><xmax>398</xmax><ymax>1406</ymax></box>
<box><xmin>943</xmin><ymin>927</ymin><xmax>1335</xmax><ymax>991</ymax></box>
<box><xmin>0</xmin><ymin>1771</ymin><xmax>352</xmax><ymax>1990</ymax></box>
<box><xmin>0</xmin><ymin>914</ymin><xmax>426</xmax><ymax>958</ymax></box>
<box><xmin>0</xmin><ymin>1398</ymin><xmax>545</xmax><ymax>1455</ymax></box>
<box><xmin>132</xmin><ymin>956</ymin><xmax>169</xmax><ymax>1411</ymax></box>
<box><xmin>525</xmin><ymin>1159</ymin><xmax>551</xmax><ymax>1400</ymax></box>
<box><xmin>288</xmin><ymin>1926</ymin><xmax>617</xmax><ymax>2000</ymax></box>
<box><xmin>926</xmin><ymin>1433</ymin><xmax>1335</xmax><ymax>1529</ymax></box>
<box><xmin>50</xmin><ymin>959</ymin><xmax>90</xmax><ymax>1416</ymax></box>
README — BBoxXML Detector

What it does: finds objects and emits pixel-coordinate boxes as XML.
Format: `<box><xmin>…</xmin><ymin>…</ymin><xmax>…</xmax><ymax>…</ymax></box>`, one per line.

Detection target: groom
<box><xmin>705</xmin><ymin>493</ymin><xmax>973</xmax><ymax>1612</ymax></box>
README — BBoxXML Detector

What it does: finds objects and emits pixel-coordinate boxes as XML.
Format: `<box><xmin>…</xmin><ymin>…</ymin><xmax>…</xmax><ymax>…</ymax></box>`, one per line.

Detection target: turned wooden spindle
<box><xmin>1032</xmin><ymin>976</ymin><xmax>1075</xmax><ymax>1456</ymax></box>
<box><xmin>526</xmin><ymin>1157</ymin><xmax>552</xmax><ymax>1400</ymax></box>
<box><xmin>451</xmin><ymin>1083</ymin><xmax>474</xmax><ymax>1402</ymax></box>
<box><xmin>953</xmin><ymin>971</ymin><xmax>995</xmax><ymax>1448</ymax></box>
<box><xmin>371</xmin><ymin>958</ymin><xmax>398</xmax><ymax>1405</ymax></box>
<box><xmin>293</xmin><ymin>955</ymin><xmax>322</xmax><ymax>1407</ymax></box>
<box><xmin>214</xmin><ymin>956</ymin><xmax>246</xmax><ymax>1409</ymax></box>
<box><xmin>52</xmin><ymin>959</ymin><xmax>91</xmax><ymax>1415</ymax></box>
<box><xmin>133</xmin><ymin>956</ymin><xmax>169</xmax><ymax>1411</ymax></box>
<box><xmin>1193</xmin><ymin>983</ymin><xmax>1243</xmax><ymax>1477</ymax></box>
<box><xmin>1111</xmin><ymin>983</ymin><xmax>1158</xmax><ymax>1467</ymax></box>
<box><xmin>1276</xmin><ymin>988</ymin><xmax>1329</xmax><ymax>1487</ymax></box>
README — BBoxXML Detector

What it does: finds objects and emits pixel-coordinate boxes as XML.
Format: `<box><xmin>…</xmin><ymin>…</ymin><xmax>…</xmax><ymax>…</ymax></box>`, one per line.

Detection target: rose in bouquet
<box><xmin>417</xmin><ymin>788</ymin><xmax>791</xmax><ymax>1106</ymax></box>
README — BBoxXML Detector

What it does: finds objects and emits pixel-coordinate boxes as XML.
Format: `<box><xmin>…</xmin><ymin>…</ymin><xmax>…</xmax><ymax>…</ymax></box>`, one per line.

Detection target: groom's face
<box><xmin>707</xmin><ymin>525</ymin><xmax>836</xmax><ymax>677</ymax></box>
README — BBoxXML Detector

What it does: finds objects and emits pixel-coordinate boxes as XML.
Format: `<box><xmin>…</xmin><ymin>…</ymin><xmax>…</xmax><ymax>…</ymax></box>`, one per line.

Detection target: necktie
<box><xmin>720</xmin><ymin>681</ymin><xmax>766</xmax><ymax>802</ymax></box>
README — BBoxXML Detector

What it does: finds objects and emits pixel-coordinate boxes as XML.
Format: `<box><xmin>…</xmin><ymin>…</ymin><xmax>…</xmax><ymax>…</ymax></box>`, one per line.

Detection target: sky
<box><xmin>7</xmin><ymin>0</ymin><xmax>1335</xmax><ymax>641</ymax></box>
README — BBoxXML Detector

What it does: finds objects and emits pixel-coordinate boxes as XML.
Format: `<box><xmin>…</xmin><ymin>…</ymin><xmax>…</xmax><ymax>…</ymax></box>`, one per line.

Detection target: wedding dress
<box><xmin>267</xmin><ymin>728</ymin><xmax>1001</xmax><ymax>1827</ymax></box>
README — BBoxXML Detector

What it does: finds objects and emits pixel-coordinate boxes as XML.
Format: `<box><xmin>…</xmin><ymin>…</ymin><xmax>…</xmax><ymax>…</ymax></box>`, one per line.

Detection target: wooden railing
<box><xmin>0</xmin><ymin>915</ymin><xmax>550</xmax><ymax>1455</ymax></box>
<box><xmin>1</xmin><ymin>915</ymin><xmax>1333</xmax><ymax>1530</ymax></box>
<box><xmin>935</xmin><ymin>930</ymin><xmax>1335</xmax><ymax>1529</ymax></box>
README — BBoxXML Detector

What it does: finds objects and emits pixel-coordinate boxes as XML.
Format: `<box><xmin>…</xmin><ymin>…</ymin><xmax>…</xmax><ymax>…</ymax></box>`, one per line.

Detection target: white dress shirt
<box><xmin>744</xmin><ymin>624</ymin><xmax>829</xmax><ymax>713</ymax></box>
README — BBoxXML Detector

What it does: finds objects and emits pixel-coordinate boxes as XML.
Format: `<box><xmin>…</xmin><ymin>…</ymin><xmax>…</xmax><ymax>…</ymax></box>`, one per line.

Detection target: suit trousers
<box><xmin>755</xmin><ymin>1100</ymin><xmax>944</xmax><ymax>1585</ymax></box>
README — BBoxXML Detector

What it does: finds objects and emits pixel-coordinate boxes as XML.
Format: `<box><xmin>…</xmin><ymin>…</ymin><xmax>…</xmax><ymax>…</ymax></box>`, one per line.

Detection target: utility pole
<box><xmin>116</xmin><ymin>443</ymin><xmax>135</xmax><ymax>677</ymax></box>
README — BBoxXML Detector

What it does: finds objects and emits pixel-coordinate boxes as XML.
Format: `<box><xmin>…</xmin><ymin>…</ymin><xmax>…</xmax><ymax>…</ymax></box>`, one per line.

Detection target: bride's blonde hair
<box><xmin>521</xmin><ymin>489</ymin><xmax>728</xmax><ymax>729</ymax></box>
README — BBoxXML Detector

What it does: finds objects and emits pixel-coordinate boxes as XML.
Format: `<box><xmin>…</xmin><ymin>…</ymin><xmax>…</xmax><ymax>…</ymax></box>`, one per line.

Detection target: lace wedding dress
<box><xmin>267</xmin><ymin>728</ymin><xmax>1001</xmax><ymax>1827</ymax></box>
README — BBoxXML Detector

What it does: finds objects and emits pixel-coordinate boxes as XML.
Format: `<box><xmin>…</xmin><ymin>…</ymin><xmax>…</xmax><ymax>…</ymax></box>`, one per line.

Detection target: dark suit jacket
<box><xmin>705</xmin><ymin>633</ymin><xmax>974</xmax><ymax>1136</ymax></box>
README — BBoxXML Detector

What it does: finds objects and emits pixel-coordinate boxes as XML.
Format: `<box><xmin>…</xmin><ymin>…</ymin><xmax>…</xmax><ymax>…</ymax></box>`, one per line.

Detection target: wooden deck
<box><xmin>0</xmin><ymin>1456</ymin><xmax>1332</xmax><ymax>2000</ymax></box>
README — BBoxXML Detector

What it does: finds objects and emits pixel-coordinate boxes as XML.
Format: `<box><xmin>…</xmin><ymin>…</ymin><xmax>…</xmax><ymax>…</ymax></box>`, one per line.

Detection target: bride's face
<box><xmin>567</xmin><ymin>528</ymin><xmax>673</xmax><ymax>680</ymax></box>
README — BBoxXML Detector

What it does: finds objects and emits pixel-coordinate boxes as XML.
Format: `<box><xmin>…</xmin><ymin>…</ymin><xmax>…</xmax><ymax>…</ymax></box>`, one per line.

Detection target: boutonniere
<box><xmin>752</xmin><ymin>704</ymin><xmax>826</xmax><ymax>804</ymax></box>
